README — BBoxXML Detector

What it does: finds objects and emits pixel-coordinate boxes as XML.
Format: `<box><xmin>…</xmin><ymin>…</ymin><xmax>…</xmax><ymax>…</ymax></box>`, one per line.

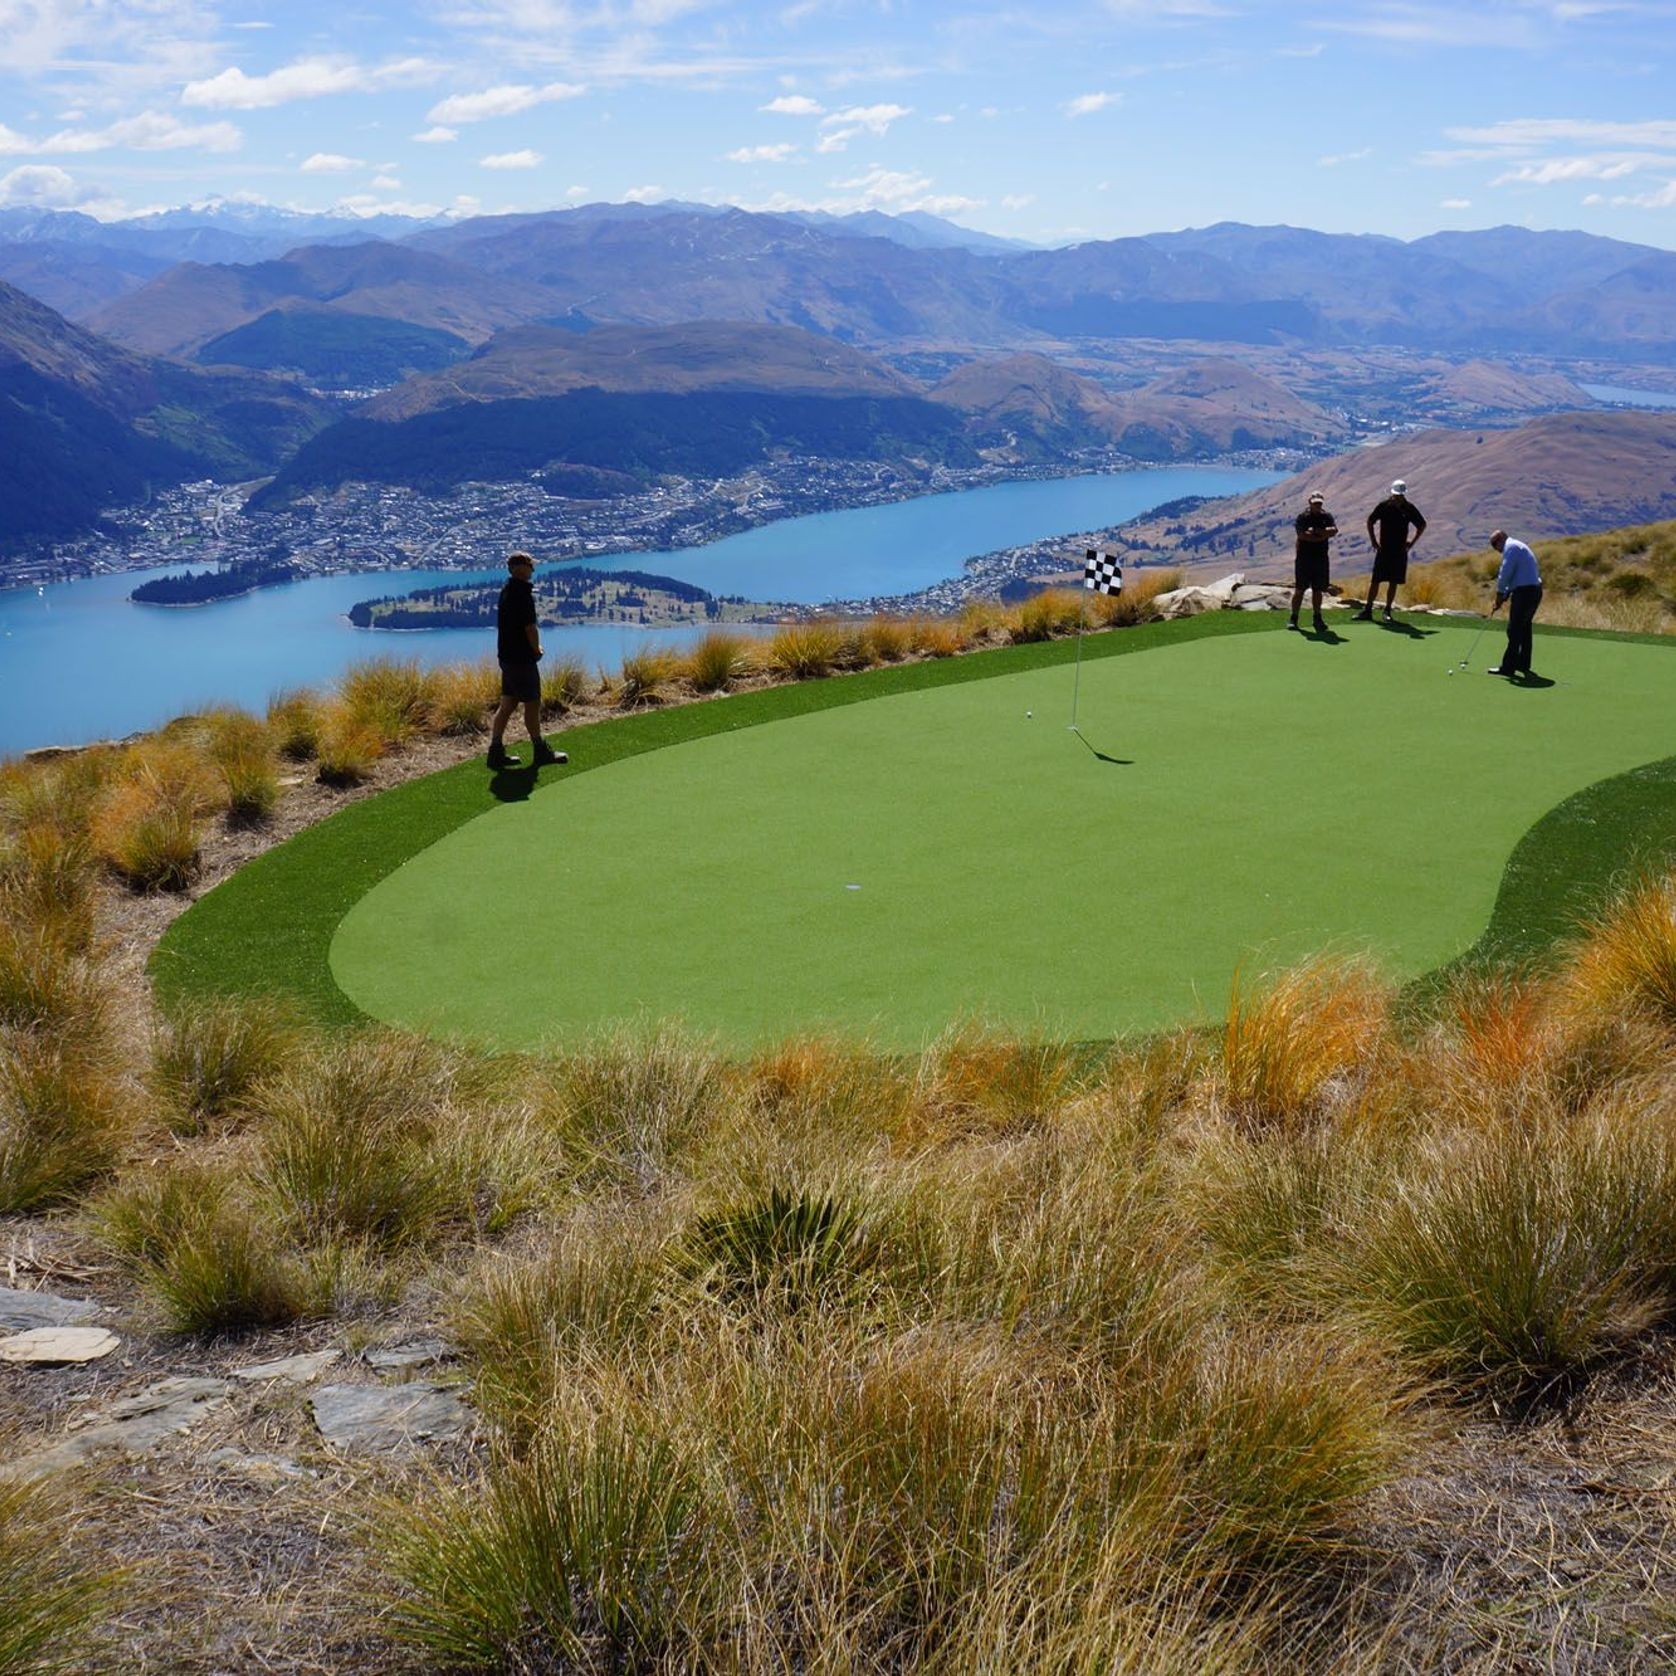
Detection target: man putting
<box><xmin>488</xmin><ymin>551</ymin><xmax>566</xmax><ymax>771</ymax></box>
<box><xmin>1488</xmin><ymin>530</ymin><xmax>1544</xmax><ymax>679</ymax></box>
<box><xmin>1356</xmin><ymin>479</ymin><xmax>1426</xmax><ymax>622</ymax></box>
<box><xmin>1289</xmin><ymin>491</ymin><xmax>1337</xmax><ymax>633</ymax></box>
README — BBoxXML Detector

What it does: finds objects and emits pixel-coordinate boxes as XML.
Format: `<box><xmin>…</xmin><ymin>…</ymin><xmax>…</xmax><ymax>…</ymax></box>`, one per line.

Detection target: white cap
<box><xmin>1391</xmin><ymin>479</ymin><xmax>1407</xmax><ymax>495</ymax></box>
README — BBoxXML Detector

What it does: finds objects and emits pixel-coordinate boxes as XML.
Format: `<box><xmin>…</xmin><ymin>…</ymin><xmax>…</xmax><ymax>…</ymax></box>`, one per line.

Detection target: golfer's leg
<box><xmin>490</xmin><ymin>695</ymin><xmax>517</xmax><ymax>742</ymax></box>
<box><xmin>523</xmin><ymin>698</ymin><xmax>543</xmax><ymax>743</ymax></box>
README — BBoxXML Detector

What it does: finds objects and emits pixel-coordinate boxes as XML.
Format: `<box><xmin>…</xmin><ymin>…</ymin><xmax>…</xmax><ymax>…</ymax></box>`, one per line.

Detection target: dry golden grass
<box><xmin>766</xmin><ymin>620</ymin><xmax>848</xmax><ymax>679</ymax></box>
<box><xmin>540</xmin><ymin>655</ymin><xmax>593</xmax><ymax>714</ymax></box>
<box><xmin>684</xmin><ymin>629</ymin><xmax>754</xmax><ymax>693</ymax></box>
<box><xmin>312</xmin><ymin>708</ymin><xmax>386</xmax><ymax>786</ymax></box>
<box><xmin>265</xmin><ymin>687</ymin><xmax>326</xmax><ymax>760</ymax></box>
<box><xmin>426</xmin><ymin>659</ymin><xmax>498</xmax><ymax>735</ymax></box>
<box><xmin>1564</xmin><ymin>869</ymin><xmax>1676</xmax><ymax>1032</ymax></box>
<box><xmin>614</xmin><ymin>644</ymin><xmax>685</xmax><ymax>707</ymax></box>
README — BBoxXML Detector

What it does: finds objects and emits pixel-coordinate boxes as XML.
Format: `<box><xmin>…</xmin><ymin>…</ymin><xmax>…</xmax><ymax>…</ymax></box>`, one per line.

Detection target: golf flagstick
<box><xmin>1073</xmin><ymin>549</ymin><xmax>1124</xmax><ymax>732</ymax></box>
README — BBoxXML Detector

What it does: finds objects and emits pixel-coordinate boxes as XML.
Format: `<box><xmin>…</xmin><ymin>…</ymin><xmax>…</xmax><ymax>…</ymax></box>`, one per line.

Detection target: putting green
<box><xmin>329</xmin><ymin>621</ymin><xmax>1676</xmax><ymax>1051</ymax></box>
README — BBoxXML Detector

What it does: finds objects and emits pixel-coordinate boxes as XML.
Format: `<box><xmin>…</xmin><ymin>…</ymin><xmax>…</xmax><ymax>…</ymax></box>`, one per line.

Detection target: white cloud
<box><xmin>823</xmin><ymin>103</ymin><xmax>909</xmax><ymax>135</ymax></box>
<box><xmin>301</xmin><ymin>152</ymin><xmax>364</xmax><ymax>173</ymax></box>
<box><xmin>727</xmin><ymin>143</ymin><xmax>798</xmax><ymax>163</ymax></box>
<box><xmin>761</xmin><ymin>94</ymin><xmax>823</xmax><ymax>116</ymax></box>
<box><xmin>565</xmin><ymin>183</ymin><xmax>590</xmax><ymax>198</ymax></box>
<box><xmin>1444</xmin><ymin>117</ymin><xmax>1676</xmax><ymax>150</ymax></box>
<box><xmin>1492</xmin><ymin>155</ymin><xmax>1640</xmax><ymax>184</ymax></box>
<box><xmin>816</xmin><ymin>129</ymin><xmax>855</xmax><ymax>153</ymax></box>
<box><xmin>333</xmin><ymin>191</ymin><xmax>446</xmax><ymax>217</ymax></box>
<box><xmin>1065</xmin><ymin>91</ymin><xmax>1119</xmax><ymax>118</ymax></box>
<box><xmin>413</xmin><ymin>125</ymin><xmax>459</xmax><ymax>143</ymax></box>
<box><xmin>1440</xmin><ymin>197</ymin><xmax>1472</xmax><ymax>208</ymax></box>
<box><xmin>428</xmin><ymin>80</ymin><xmax>585</xmax><ymax>124</ymax></box>
<box><xmin>932</xmin><ymin>112</ymin><xmax>954</xmax><ymax>124</ymax></box>
<box><xmin>1318</xmin><ymin>147</ymin><xmax>1371</xmax><ymax>167</ymax></box>
<box><xmin>624</xmin><ymin>184</ymin><xmax>666</xmax><ymax>202</ymax></box>
<box><xmin>1001</xmin><ymin>193</ymin><xmax>1034</xmax><ymax>210</ymax></box>
<box><xmin>28</xmin><ymin>111</ymin><xmax>242</xmax><ymax>154</ymax></box>
<box><xmin>371</xmin><ymin>172</ymin><xmax>402</xmax><ymax>189</ymax></box>
<box><xmin>182</xmin><ymin>55</ymin><xmax>437</xmax><ymax>110</ymax></box>
<box><xmin>0</xmin><ymin>164</ymin><xmax>99</xmax><ymax>208</ymax></box>
<box><xmin>1611</xmin><ymin>179</ymin><xmax>1676</xmax><ymax>208</ymax></box>
<box><xmin>834</xmin><ymin>166</ymin><xmax>983</xmax><ymax>217</ymax></box>
<box><xmin>1275</xmin><ymin>41</ymin><xmax>1325</xmax><ymax>56</ymax></box>
<box><xmin>481</xmin><ymin>148</ymin><xmax>543</xmax><ymax>168</ymax></box>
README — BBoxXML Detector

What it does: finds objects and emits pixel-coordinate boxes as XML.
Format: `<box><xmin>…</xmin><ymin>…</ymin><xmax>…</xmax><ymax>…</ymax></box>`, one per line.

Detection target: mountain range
<box><xmin>1114</xmin><ymin>411</ymin><xmax>1676</xmax><ymax>577</ymax></box>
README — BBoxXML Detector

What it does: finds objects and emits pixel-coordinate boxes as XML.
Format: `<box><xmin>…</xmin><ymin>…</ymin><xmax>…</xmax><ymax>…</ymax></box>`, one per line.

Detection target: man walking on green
<box><xmin>1487</xmin><ymin>530</ymin><xmax>1544</xmax><ymax>679</ymax></box>
<box><xmin>488</xmin><ymin>551</ymin><xmax>566</xmax><ymax>771</ymax></box>
<box><xmin>1355</xmin><ymin>479</ymin><xmax>1425</xmax><ymax>621</ymax></box>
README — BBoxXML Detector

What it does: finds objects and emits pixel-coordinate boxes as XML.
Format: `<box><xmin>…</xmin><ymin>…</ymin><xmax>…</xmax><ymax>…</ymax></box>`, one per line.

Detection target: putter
<box><xmin>1450</xmin><ymin>612</ymin><xmax>1494</xmax><ymax>674</ymax></box>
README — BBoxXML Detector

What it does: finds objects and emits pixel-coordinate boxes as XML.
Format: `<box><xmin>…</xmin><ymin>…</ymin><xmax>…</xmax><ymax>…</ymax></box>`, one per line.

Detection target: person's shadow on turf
<box><xmin>489</xmin><ymin>765</ymin><xmax>538</xmax><ymax>803</ymax></box>
<box><xmin>1508</xmin><ymin>671</ymin><xmax>1556</xmax><ymax>689</ymax></box>
<box><xmin>1305</xmin><ymin>622</ymin><xmax>1344</xmax><ymax>645</ymax></box>
<box><xmin>1379</xmin><ymin>618</ymin><xmax>1434</xmax><ymax>640</ymax></box>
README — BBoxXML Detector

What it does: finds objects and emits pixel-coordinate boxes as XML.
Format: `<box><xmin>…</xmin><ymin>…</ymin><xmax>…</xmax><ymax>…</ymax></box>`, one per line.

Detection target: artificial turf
<box><xmin>305</xmin><ymin>613</ymin><xmax>1676</xmax><ymax>1052</ymax></box>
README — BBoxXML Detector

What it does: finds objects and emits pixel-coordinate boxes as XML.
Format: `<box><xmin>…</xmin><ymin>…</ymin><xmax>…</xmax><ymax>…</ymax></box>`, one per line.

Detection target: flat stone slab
<box><xmin>364</xmin><ymin>1338</ymin><xmax>453</xmax><ymax>1372</ymax></box>
<box><xmin>0</xmin><ymin>1286</ymin><xmax>99</xmax><ymax>1331</ymax></box>
<box><xmin>0</xmin><ymin>1327</ymin><xmax>120</xmax><ymax>1364</ymax></box>
<box><xmin>232</xmin><ymin>1348</ymin><xmax>340</xmax><ymax>1385</ymax></box>
<box><xmin>310</xmin><ymin>1382</ymin><xmax>471</xmax><ymax>1453</ymax></box>
<box><xmin>0</xmin><ymin>1376</ymin><xmax>231</xmax><ymax>1482</ymax></box>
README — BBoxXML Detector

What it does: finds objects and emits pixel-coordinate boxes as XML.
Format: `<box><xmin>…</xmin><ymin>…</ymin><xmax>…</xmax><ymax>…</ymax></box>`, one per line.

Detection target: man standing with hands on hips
<box><xmin>1356</xmin><ymin>479</ymin><xmax>1426</xmax><ymax>622</ymax></box>
<box><xmin>1488</xmin><ymin>530</ymin><xmax>1544</xmax><ymax>679</ymax></box>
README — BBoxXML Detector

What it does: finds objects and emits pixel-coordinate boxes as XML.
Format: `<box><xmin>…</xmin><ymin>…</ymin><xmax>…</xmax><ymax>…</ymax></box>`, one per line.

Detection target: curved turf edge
<box><xmin>152</xmin><ymin>610</ymin><xmax>1274</xmax><ymax>1023</ymax></box>
<box><xmin>152</xmin><ymin>612</ymin><xmax>1676</xmax><ymax>1031</ymax></box>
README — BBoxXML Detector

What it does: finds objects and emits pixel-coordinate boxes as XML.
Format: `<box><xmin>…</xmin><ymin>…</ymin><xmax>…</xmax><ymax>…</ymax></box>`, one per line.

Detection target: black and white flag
<box><xmin>1084</xmin><ymin>548</ymin><xmax>1123</xmax><ymax>595</ymax></box>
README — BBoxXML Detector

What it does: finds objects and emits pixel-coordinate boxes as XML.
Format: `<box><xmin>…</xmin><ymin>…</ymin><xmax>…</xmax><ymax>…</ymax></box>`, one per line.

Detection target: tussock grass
<box><xmin>266</xmin><ymin>688</ymin><xmax>326</xmax><ymax>760</ymax></box>
<box><xmin>1094</xmin><ymin>566</ymin><xmax>1183</xmax><ymax>627</ymax></box>
<box><xmin>250</xmin><ymin>1031</ymin><xmax>464</xmax><ymax>1249</ymax></box>
<box><xmin>550</xmin><ymin>1025</ymin><xmax>728</xmax><ymax>1189</ymax></box>
<box><xmin>0</xmin><ymin>1033</ymin><xmax>128</xmax><ymax>1213</ymax></box>
<box><xmin>541</xmin><ymin>656</ymin><xmax>592</xmax><ymax>715</ymax></box>
<box><xmin>0</xmin><ymin>1476</ymin><xmax>118</xmax><ymax>1673</ymax></box>
<box><xmin>1221</xmin><ymin>956</ymin><xmax>1387</xmax><ymax>1131</ymax></box>
<box><xmin>681</xmin><ymin>1184</ymin><xmax>882</xmax><ymax>1311</ymax></box>
<box><xmin>1007</xmin><ymin>587</ymin><xmax>1084</xmax><ymax>643</ymax></box>
<box><xmin>93</xmin><ymin>1162</ymin><xmax>308</xmax><ymax>1334</ymax></box>
<box><xmin>338</xmin><ymin>658</ymin><xmax>432</xmax><ymax>748</ymax></box>
<box><xmin>425</xmin><ymin>659</ymin><xmax>497</xmax><ymax>735</ymax></box>
<box><xmin>909</xmin><ymin>617</ymin><xmax>965</xmax><ymax>658</ymax></box>
<box><xmin>1342</xmin><ymin>1111</ymin><xmax>1676</xmax><ymax>1391</ymax></box>
<box><xmin>614</xmin><ymin>644</ymin><xmax>684</xmax><ymax>708</ymax></box>
<box><xmin>196</xmin><ymin>709</ymin><xmax>280</xmax><ymax>824</ymax></box>
<box><xmin>0</xmin><ymin>922</ymin><xmax>109</xmax><ymax>1041</ymax></box>
<box><xmin>767</xmin><ymin>620</ymin><xmax>847</xmax><ymax>679</ymax></box>
<box><xmin>88</xmin><ymin>742</ymin><xmax>220</xmax><ymax>890</ymax></box>
<box><xmin>312</xmin><ymin>709</ymin><xmax>385</xmax><ymax>787</ymax></box>
<box><xmin>683</xmin><ymin>630</ymin><xmax>752</xmax><ymax>693</ymax></box>
<box><xmin>908</xmin><ymin>1025</ymin><xmax>1082</xmax><ymax>1143</ymax></box>
<box><xmin>377</xmin><ymin>1417</ymin><xmax>707</xmax><ymax>1672</ymax></box>
<box><xmin>862</xmin><ymin>615</ymin><xmax>913</xmax><ymax>663</ymax></box>
<box><xmin>0</xmin><ymin>824</ymin><xmax>97</xmax><ymax>952</ymax></box>
<box><xmin>1565</xmin><ymin>868</ymin><xmax>1676</xmax><ymax>1031</ymax></box>
<box><xmin>148</xmin><ymin>994</ymin><xmax>299</xmax><ymax>1135</ymax></box>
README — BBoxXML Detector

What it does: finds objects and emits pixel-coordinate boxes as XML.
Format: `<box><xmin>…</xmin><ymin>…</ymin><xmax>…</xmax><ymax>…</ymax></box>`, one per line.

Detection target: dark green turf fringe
<box><xmin>152</xmin><ymin>611</ymin><xmax>1276</xmax><ymax>1023</ymax></box>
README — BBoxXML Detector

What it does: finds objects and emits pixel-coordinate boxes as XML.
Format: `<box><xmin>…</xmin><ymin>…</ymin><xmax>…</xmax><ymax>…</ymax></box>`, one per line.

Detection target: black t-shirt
<box><xmin>1368</xmin><ymin>496</ymin><xmax>1424</xmax><ymax>556</ymax></box>
<box><xmin>1294</xmin><ymin>508</ymin><xmax>1336</xmax><ymax>557</ymax></box>
<box><xmin>497</xmin><ymin>576</ymin><xmax>539</xmax><ymax>662</ymax></box>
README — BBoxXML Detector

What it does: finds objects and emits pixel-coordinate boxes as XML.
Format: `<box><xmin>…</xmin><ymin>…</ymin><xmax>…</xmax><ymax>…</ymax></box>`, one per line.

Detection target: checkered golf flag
<box><xmin>1084</xmin><ymin>549</ymin><xmax>1123</xmax><ymax>595</ymax></box>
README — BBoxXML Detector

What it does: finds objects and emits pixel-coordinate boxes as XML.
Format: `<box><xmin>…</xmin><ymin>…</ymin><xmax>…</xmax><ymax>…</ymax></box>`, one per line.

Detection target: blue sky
<box><xmin>2</xmin><ymin>0</ymin><xmax>1675</xmax><ymax>247</ymax></box>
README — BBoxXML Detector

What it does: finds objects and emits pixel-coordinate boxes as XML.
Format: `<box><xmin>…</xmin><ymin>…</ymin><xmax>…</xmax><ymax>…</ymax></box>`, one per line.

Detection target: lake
<box><xmin>0</xmin><ymin>465</ymin><xmax>1278</xmax><ymax>756</ymax></box>
<box><xmin>1582</xmin><ymin>383</ymin><xmax>1676</xmax><ymax>410</ymax></box>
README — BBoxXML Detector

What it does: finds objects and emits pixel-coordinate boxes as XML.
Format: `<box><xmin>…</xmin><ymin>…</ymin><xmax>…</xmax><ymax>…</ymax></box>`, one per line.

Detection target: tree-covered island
<box><xmin>346</xmin><ymin>566</ymin><xmax>785</xmax><ymax>630</ymax></box>
<box><xmin>130</xmin><ymin>556</ymin><xmax>301</xmax><ymax>606</ymax></box>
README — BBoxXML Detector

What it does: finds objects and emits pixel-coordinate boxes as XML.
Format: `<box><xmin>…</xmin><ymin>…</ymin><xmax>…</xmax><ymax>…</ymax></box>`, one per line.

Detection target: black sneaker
<box><xmin>486</xmin><ymin>742</ymin><xmax>520</xmax><ymax>769</ymax></box>
<box><xmin>1486</xmin><ymin>666</ymin><xmax>1509</xmax><ymax>677</ymax></box>
<box><xmin>1287</xmin><ymin>617</ymin><xmax>1300</xmax><ymax>631</ymax></box>
<box><xmin>531</xmin><ymin>743</ymin><xmax>568</xmax><ymax>766</ymax></box>
<box><xmin>1313</xmin><ymin>616</ymin><xmax>1327</xmax><ymax>634</ymax></box>
<box><xmin>1382</xmin><ymin>607</ymin><xmax>1394</xmax><ymax>622</ymax></box>
<box><xmin>1353</xmin><ymin>607</ymin><xmax>1374</xmax><ymax>621</ymax></box>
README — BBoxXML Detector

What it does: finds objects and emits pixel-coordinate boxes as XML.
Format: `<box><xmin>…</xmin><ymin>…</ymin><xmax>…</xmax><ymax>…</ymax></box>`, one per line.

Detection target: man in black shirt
<box><xmin>1289</xmin><ymin>491</ymin><xmax>1336</xmax><ymax>633</ymax></box>
<box><xmin>488</xmin><ymin>551</ymin><xmax>566</xmax><ymax>770</ymax></box>
<box><xmin>1355</xmin><ymin>479</ymin><xmax>1425</xmax><ymax>622</ymax></box>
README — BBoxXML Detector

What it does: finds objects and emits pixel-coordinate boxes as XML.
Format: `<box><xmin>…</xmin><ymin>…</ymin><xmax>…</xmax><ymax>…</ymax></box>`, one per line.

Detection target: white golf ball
<box><xmin>1026</xmin><ymin>710</ymin><xmax>1033</xmax><ymax>718</ymax></box>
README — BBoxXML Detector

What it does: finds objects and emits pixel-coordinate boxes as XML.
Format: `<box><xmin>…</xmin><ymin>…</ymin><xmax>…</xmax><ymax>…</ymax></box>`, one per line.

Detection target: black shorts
<box><xmin>498</xmin><ymin>658</ymin><xmax>541</xmax><ymax>702</ymax></box>
<box><xmin>1294</xmin><ymin>551</ymin><xmax>1329</xmax><ymax>591</ymax></box>
<box><xmin>1371</xmin><ymin>550</ymin><xmax>1409</xmax><ymax>585</ymax></box>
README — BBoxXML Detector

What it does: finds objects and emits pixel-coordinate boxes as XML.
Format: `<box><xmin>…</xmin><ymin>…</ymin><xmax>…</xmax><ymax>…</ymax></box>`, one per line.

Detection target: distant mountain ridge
<box><xmin>1116</xmin><ymin>411</ymin><xmax>1676</xmax><ymax>576</ymax></box>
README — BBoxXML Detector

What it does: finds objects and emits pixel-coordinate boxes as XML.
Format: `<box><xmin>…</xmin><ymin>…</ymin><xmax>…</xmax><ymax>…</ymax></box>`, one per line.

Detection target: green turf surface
<box><xmin>323</xmin><ymin>617</ymin><xmax>1676</xmax><ymax>1052</ymax></box>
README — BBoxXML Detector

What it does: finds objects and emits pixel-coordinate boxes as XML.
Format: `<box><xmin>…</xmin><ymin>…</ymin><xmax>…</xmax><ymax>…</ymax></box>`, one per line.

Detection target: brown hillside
<box><xmin>1119</xmin><ymin>410</ymin><xmax>1676</xmax><ymax>578</ymax></box>
<box><xmin>365</xmin><ymin>321</ymin><xmax>919</xmax><ymax>420</ymax></box>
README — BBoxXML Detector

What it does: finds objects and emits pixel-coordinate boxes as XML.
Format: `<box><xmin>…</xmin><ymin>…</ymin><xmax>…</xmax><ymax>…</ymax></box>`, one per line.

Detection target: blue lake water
<box><xmin>0</xmin><ymin>465</ymin><xmax>1277</xmax><ymax>756</ymax></box>
<box><xmin>1582</xmin><ymin>383</ymin><xmax>1676</xmax><ymax>410</ymax></box>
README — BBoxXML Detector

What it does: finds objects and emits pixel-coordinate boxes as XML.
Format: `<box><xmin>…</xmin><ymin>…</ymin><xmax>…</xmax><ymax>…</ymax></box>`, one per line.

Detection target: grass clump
<box><xmin>93</xmin><ymin>1162</ymin><xmax>307</xmax><ymax>1334</ymax></box>
<box><xmin>313</xmin><ymin>710</ymin><xmax>385</xmax><ymax>787</ymax></box>
<box><xmin>767</xmin><ymin>620</ymin><xmax>847</xmax><ymax>680</ymax></box>
<box><xmin>1565</xmin><ymin>868</ymin><xmax>1676</xmax><ymax>1031</ymax></box>
<box><xmin>0</xmin><ymin>824</ymin><xmax>97</xmax><ymax>952</ymax></box>
<box><xmin>1221</xmin><ymin>956</ymin><xmax>1387</xmax><ymax>1131</ymax></box>
<box><xmin>378</xmin><ymin>1418</ymin><xmax>706</xmax><ymax>1672</ymax></box>
<box><xmin>199</xmin><ymin>709</ymin><xmax>279</xmax><ymax>824</ymax></box>
<box><xmin>87</xmin><ymin>741</ymin><xmax>220</xmax><ymax>890</ymax></box>
<box><xmin>148</xmin><ymin>994</ymin><xmax>298</xmax><ymax>1135</ymax></box>
<box><xmin>684</xmin><ymin>630</ymin><xmax>752</xmax><ymax>693</ymax></box>
<box><xmin>0</xmin><ymin>1035</ymin><xmax>128</xmax><ymax>1213</ymax></box>
<box><xmin>614</xmin><ymin>644</ymin><xmax>684</xmax><ymax>708</ymax></box>
<box><xmin>0</xmin><ymin>1476</ymin><xmax>118</xmax><ymax>1673</ymax></box>
<box><xmin>541</xmin><ymin>656</ymin><xmax>592</xmax><ymax>715</ymax></box>
<box><xmin>427</xmin><ymin>660</ymin><xmax>497</xmax><ymax>735</ymax></box>
<box><xmin>338</xmin><ymin>658</ymin><xmax>433</xmax><ymax>748</ymax></box>
<box><xmin>1094</xmin><ymin>565</ymin><xmax>1182</xmax><ymax>627</ymax></box>
<box><xmin>0</xmin><ymin>922</ymin><xmax>109</xmax><ymax>1040</ymax></box>
<box><xmin>681</xmin><ymin>1184</ymin><xmax>880</xmax><ymax>1310</ymax></box>
<box><xmin>1007</xmin><ymin>587</ymin><xmax>1083</xmax><ymax>643</ymax></box>
<box><xmin>266</xmin><ymin>688</ymin><xmax>326</xmax><ymax>760</ymax></box>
